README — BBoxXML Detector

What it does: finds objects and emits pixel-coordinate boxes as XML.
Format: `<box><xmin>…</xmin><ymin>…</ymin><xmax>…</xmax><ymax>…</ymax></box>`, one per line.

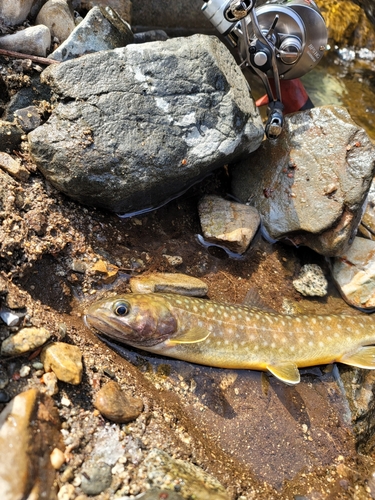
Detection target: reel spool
<box><xmin>202</xmin><ymin>0</ymin><xmax>328</xmax><ymax>138</ymax></box>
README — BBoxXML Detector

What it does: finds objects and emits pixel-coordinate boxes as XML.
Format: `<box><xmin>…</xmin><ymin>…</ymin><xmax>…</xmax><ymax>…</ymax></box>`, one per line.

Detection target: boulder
<box><xmin>231</xmin><ymin>105</ymin><xmax>375</xmax><ymax>256</ymax></box>
<box><xmin>28</xmin><ymin>34</ymin><xmax>264</xmax><ymax>215</ymax></box>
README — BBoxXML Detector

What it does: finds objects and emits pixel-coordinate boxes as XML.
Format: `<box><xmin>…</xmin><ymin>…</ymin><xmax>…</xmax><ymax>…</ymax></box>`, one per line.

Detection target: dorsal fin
<box><xmin>340</xmin><ymin>346</ymin><xmax>375</xmax><ymax>369</ymax></box>
<box><xmin>267</xmin><ymin>362</ymin><xmax>301</xmax><ymax>385</ymax></box>
<box><xmin>166</xmin><ymin>327</ymin><xmax>210</xmax><ymax>345</ymax></box>
<box><xmin>243</xmin><ymin>287</ymin><xmax>277</xmax><ymax>313</ymax></box>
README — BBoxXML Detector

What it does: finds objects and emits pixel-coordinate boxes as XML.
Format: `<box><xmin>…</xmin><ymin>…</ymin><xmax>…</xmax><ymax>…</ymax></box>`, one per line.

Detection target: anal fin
<box><xmin>267</xmin><ymin>362</ymin><xmax>300</xmax><ymax>385</ymax></box>
<box><xmin>340</xmin><ymin>346</ymin><xmax>375</xmax><ymax>369</ymax></box>
<box><xmin>166</xmin><ymin>327</ymin><xmax>210</xmax><ymax>346</ymax></box>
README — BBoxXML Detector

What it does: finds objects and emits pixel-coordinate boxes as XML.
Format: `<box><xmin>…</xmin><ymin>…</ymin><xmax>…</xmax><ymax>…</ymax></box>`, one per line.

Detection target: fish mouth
<box><xmin>84</xmin><ymin>312</ymin><xmax>137</xmax><ymax>343</ymax></box>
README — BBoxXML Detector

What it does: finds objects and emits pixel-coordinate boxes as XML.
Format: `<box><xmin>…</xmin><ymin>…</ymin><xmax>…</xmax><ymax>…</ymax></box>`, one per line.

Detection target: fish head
<box><xmin>85</xmin><ymin>294</ymin><xmax>178</xmax><ymax>347</ymax></box>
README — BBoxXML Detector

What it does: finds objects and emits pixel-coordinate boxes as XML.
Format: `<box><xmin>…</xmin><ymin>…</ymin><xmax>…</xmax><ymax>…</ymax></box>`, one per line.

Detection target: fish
<box><xmin>84</xmin><ymin>292</ymin><xmax>375</xmax><ymax>385</ymax></box>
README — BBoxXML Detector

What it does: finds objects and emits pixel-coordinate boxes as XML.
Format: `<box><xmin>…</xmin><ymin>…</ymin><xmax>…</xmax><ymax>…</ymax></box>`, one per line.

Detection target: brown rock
<box><xmin>130</xmin><ymin>272</ymin><xmax>208</xmax><ymax>296</ymax></box>
<box><xmin>94</xmin><ymin>380</ymin><xmax>143</xmax><ymax>423</ymax></box>
<box><xmin>0</xmin><ymin>152</ymin><xmax>29</xmax><ymax>182</ymax></box>
<box><xmin>41</xmin><ymin>342</ymin><xmax>83</xmax><ymax>385</ymax></box>
<box><xmin>0</xmin><ymin>388</ymin><xmax>63</xmax><ymax>500</ymax></box>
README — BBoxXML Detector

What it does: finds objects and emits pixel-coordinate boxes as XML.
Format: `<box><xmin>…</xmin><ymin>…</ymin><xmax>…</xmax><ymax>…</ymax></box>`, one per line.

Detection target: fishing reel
<box><xmin>202</xmin><ymin>0</ymin><xmax>327</xmax><ymax>139</ymax></box>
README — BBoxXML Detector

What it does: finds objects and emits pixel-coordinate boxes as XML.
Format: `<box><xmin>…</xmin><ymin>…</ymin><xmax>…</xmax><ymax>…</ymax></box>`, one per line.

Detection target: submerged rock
<box><xmin>331</xmin><ymin>236</ymin><xmax>375</xmax><ymax>310</ymax></box>
<box><xmin>198</xmin><ymin>194</ymin><xmax>260</xmax><ymax>254</ymax></box>
<box><xmin>145</xmin><ymin>448</ymin><xmax>229</xmax><ymax>500</ymax></box>
<box><xmin>28</xmin><ymin>34</ymin><xmax>264</xmax><ymax>214</ymax></box>
<box><xmin>231</xmin><ymin>105</ymin><xmax>375</xmax><ymax>256</ymax></box>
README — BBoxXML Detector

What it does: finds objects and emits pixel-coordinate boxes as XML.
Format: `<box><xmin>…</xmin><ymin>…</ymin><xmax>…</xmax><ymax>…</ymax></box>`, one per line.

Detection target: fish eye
<box><xmin>113</xmin><ymin>301</ymin><xmax>129</xmax><ymax>316</ymax></box>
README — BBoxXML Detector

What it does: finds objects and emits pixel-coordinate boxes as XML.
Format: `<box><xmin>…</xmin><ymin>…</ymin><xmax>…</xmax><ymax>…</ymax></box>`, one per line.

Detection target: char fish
<box><xmin>84</xmin><ymin>292</ymin><xmax>375</xmax><ymax>385</ymax></box>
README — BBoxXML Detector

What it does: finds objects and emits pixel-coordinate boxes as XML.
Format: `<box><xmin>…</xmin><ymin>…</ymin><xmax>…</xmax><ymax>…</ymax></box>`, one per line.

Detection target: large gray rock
<box><xmin>28</xmin><ymin>34</ymin><xmax>264</xmax><ymax>215</ymax></box>
<box><xmin>231</xmin><ymin>106</ymin><xmax>375</xmax><ymax>257</ymax></box>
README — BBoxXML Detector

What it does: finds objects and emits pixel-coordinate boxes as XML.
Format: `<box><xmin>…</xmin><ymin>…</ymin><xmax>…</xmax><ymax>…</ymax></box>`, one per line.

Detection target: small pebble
<box><xmin>42</xmin><ymin>371</ymin><xmax>59</xmax><ymax>396</ymax></box>
<box><xmin>41</xmin><ymin>342</ymin><xmax>83</xmax><ymax>385</ymax></box>
<box><xmin>57</xmin><ymin>484</ymin><xmax>75</xmax><ymax>500</ymax></box>
<box><xmin>80</xmin><ymin>461</ymin><xmax>112</xmax><ymax>496</ymax></box>
<box><xmin>1</xmin><ymin>327</ymin><xmax>51</xmax><ymax>356</ymax></box>
<box><xmin>0</xmin><ymin>310</ymin><xmax>21</xmax><ymax>327</ymax></box>
<box><xmin>32</xmin><ymin>361</ymin><xmax>44</xmax><ymax>370</ymax></box>
<box><xmin>163</xmin><ymin>254</ymin><xmax>183</xmax><ymax>266</ymax></box>
<box><xmin>94</xmin><ymin>380</ymin><xmax>143</xmax><ymax>423</ymax></box>
<box><xmin>50</xmin><ymin>447</ymin><xmax>65</xmax><ymax>470</ymax></box>
<box><xmin>61</xmin><ymin>396</ymin><xmax>71</xmax><ymax>407</ymax></box>
<box><xmin>293</xmin><ymin>264</ymin><xmax>328</xmax><ymax>297</ymax></box>
<box><xmin>19</xmin><ymin>365</ymin><xmax>31</xmax><ymax>378</ymax></box>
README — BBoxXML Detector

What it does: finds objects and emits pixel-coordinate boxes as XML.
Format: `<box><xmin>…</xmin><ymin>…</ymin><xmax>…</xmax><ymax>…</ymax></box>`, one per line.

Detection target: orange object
<box><xmin>255</xmin><ymin>78</ymin><xmax>313</xmax><ymax>114</ymax></box>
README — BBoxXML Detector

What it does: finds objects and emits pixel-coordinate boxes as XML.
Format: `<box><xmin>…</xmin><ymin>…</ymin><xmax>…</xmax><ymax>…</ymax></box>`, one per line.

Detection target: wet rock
<box><xmin>80</xmin><ymin>0</ymin><xmax>132</xmax><ymax>23</ymax></box>
<box><xmin>93</xmin><ymin>380</ymin><xmax>143</xmax><ymax>423</ymax></box>
<box><xmin>0</xmin><ymin>120</ymin><xmax>23</xmax><ymax>153</ymax></box>
<box><xmin>331</xmin><ymin>236</ymin><xmax>375</xmax><ymax>310</ymax></box>
<box><xmin>0</xmin><ymin>0</ymin><xmax>35</xmax><ymax>26</ymax></box>
<box><xmin>80</xmin><ymin>461</ymin><xmax>112</xmax><ymax>495</ymax></box>
<box><xmin>36</xmin><ymin>0</ymin><xmax>75</xmax><ymax>43</ymax></box>
<box><xmin>231</xmin><ymin>106</ymin><xmax>375</xmax><ymax>256</ymax></box>
<box><xmin>50</xmin><ymin>6</ymin><xmax>134</xmax><ymax>62</ymax></box>
<box><xmin>293</xmin><ymin>264</ymin><xmax>328</xmax><ymax>297</ymax></box>
<box><xmin>0</xmin><ymin>151</ymin><xmax>29</xmax><ymax>181</ymax></box>
<box><xmin>0</xmin><ymin>25</ymin><xmax>51</xmax><ymax>57</ymax></box>
<box><xmin>198</xmin><ymin>194</ymin><xmax>260</xmax><ymax>254</ymax></box>
<box><xmin>29</xmin><ymin>34</ymin><xmax>264</xmax><ymax>214</ymax></box>
<box><xmin>1</xmin><ymin>326</ymin><xmax>51</xmax><ymax>356</ymax></box>
<box><xmin>14</xmin><ymin>106</ymin><xmax>42</xmax><ymax>133</ymax></box>
<box><xmin>41</xmin><ymin>342</ymin><xmax>83</xmax><ymax>384</ymax></box>
<box><xmin>0</xmin><ymin>388</ymin><xmax>63</xmax><ymax>500</ymax></box>
<box><xmin>145</xmin><ymin>449</ymin><xmax>229</xmax><ymax>500</ymax></box>
<box><xmin>130</xmin><ymin>272</ymin><xmax>208</xmax><ymax>296</ymax></box>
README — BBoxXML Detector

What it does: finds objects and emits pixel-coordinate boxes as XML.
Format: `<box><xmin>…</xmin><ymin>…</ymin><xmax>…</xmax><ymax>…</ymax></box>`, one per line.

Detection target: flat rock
<box><xmin>145</xmin><ymin>449</ymin><xmax>229</xmax><ymax>500</ymax></box>
<box><xmin>331</xmin><ymin>236</ymin><xmax>375</xmax><ymax>310</ymax></box>
<box><xmin>198</xmin><ymin>194</ymin><xmax>260</xmax><ymax>254</ymax></box>
<box><xmin>50</xmin><ymin>6</ymin><xmax>134</xmax><ymax>62</ymax></box>
<box><xmin>0</xmin><ymin>25</ymin><xmax>51</xmax><ymax>57</ymax></box>
<box><xmin>35</xmin><ymin>0</ymin><xmax>75</xmax><ymax>43</ymax></box>
<box><xmin>1</xmin><ymin>327</ymin><xmax>51</xmax><ymax>356</ymax></box>
<box><xmin>0</xmin><ymin>0</ymin><xmax>35</xmax><ymax>26</ymax></box>
<box><xmin>28</xmin><ymin>34</ymin><xmax>264</xmax><ymax>214</ymax></box>
<box><xmin>93</xmin><ymin>380</ymin><xmax>143</xmax><ymax>423</ymax></box>
<box><xmin>130</xmin><ymin>273</ymin><xmax>208</xmax><ymax>296</ymax></box>
<box><xmin>41</xmin><ymin>342</ymin><xmax>83</xmax><ymax>384</ymax></box>
<box><xmin>14</xmin><ymin>106</ymin><xmax>42</xmax><ymax>133</ymax></box>
<box><xmin>231</xmin><ymin>106</ymin><xmax>375</xmax><ymax>256</ymax></box>
<box><xmin>0</xmin><ymin>388</ymin><xmax>63</xmax><ymax>500</ymax></box>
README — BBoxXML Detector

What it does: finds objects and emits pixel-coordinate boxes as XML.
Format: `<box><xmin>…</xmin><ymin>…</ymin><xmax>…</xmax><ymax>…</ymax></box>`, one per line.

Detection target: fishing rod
<box><xmin>201</xmin><ymin>0</ymin><xmax>328</xmax><ymax>139</ymax></box>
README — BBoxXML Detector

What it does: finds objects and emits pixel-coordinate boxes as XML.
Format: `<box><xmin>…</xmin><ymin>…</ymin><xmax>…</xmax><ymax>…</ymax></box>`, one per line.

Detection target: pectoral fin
<box><xmin>166</xmin><ymin>327</ymin><xmax>210</xmax><ymax>345</ymax></box>
<box><xmin>267</xmin><ymin>362</ymin><xmax>300</xmax><ymax>385</ymax></box>
<box><xmin>340</xmin><ymin>346</ymin><xmax>375</xmax><ymax>369</ymax></box>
